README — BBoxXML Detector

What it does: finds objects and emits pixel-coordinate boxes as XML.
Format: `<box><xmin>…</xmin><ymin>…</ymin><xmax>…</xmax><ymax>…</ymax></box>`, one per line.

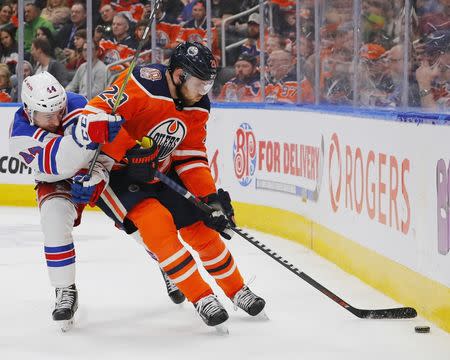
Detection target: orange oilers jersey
<box><xmin>177</xmin><ymin>27</ymin><xmax>207</xmax><ymax>44</ymax></box>
<box><xmin>83</xmin><ymin>63</ymin><xmax>217</xmax><ymax>198</ymax></box>
<box><xmin>99</xmin><ymin>38</ymin><xmax>136</xmax><ymax>71</ymax></box>
<box><xmin>101</xmin><ymin>0</ymin><xmax>144</xmax><ymax>22</ymax></box>
<box><xmin>0</xmin><ymin>90</ymin><xmax>12</xmax><ymax>103</ymax></box>
<box><xmin>270</xmin><ymin>0</ymin><xmax>296</xmax><ymax>7</ymax></box>
<box><xmin>177</xmin><ymin>26</ymin><xmax>220</xmax><ymax>59</ymax></box>
<box><xmin>265</xmin><ymin>78</ymin><xmax>314</xmax><ymax>104</ymax></box>
<box><xmin>156</xmin><ymin>22</ymin><xmax>181</xmax><ymax>49</ymax></box>
<box><xmin>217</xmin><ymin>78</ymin><xmax>261</xmax><ymax>102</ymax></box>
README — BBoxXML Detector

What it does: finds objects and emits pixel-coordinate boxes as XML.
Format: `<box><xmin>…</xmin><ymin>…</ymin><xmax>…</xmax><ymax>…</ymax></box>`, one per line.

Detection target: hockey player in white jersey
<box><xmin>8</xmin><ymin>72</ymin><xmax>122</xmax><ymax>331</ymax></box>
<box><xmin>9</xmin><ymin>72</ymin><xmax>185</xmax><ymax>331</ymax></box>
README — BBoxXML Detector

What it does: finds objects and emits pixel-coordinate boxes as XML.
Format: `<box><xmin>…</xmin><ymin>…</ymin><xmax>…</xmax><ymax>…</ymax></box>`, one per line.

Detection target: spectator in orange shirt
<box><xmin>217</xmin><ymin>53</ymin><xmax>260</xmax><ymax>102</ymax></box>
<box><xmin>265</xmin><ymin>49</ymin><xmax>314</xmax><ymax>104</ymax></box>
<box><xmin>103</xmin><ymin>0</ymin><xmax>144</xmax><ymax>22</ymax></box>
<box><xmin>177</xmin><ymin>1</ymin><xmax>220</xmax><ymax>61</ymax></box>
<box><xmin>99</xmin><ymin>12</ymin><xmax>137</xmax><ymax>68</ymax></box>
<box><xmin>141</xmin><ymin>2</ymin><xmax>181</xmax><ymax>62</ymax></box>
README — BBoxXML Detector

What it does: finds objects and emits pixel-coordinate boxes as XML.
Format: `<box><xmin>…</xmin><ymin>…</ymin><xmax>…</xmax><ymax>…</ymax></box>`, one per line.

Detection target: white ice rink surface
<box><xmin>0</xmin><ymin>207</ymin><xmax>449</xmax><ymax>360</ymax></box>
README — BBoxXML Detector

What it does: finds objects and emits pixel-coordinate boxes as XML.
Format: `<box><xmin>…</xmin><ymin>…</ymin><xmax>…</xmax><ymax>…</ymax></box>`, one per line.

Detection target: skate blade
<box><xmin>254</xmin><ymin>309</ymin><xmax>270</xmax><ymax>321</ymax></box>
<box><xmin>214</xmin><ymin>323</ymin><xmax>229</xmax><ymax>335</ymax></box>
<box><xmin>56</xmin><ymin>318</ymin><xmax>74</xmax><ymax>333</ymax></box>
<box><xmin>175</xmin><ymin>302</ymin><xmax>185</xmax><ymax>309</ymax></box>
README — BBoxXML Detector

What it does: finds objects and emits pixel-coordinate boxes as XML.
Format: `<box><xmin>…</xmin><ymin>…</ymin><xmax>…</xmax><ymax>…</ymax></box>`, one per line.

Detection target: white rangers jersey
<box><xmin>9</xmin><ymin>92</ymin><xmax>95</xmax><ymax>183</ymax></box>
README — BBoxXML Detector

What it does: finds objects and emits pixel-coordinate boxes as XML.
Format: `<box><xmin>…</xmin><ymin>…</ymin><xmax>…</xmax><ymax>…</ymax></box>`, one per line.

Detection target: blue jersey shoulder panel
<box><xmin>133</xmin><ymin>64</ymin><xmax>171</xmax><ymax>98</ymax></box>
<box><xmin>66</xmin><ymin>92</ymin><xmax>87</xmax><ymax>112</ymax></box>
<box><xmin>10</xmin><ymin>107</ymin><xmax>42</xmax><ymax>138</ymax></box>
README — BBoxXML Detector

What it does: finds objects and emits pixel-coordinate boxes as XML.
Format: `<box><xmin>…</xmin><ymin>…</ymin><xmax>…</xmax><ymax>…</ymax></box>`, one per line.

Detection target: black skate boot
<box><xmin>195</xmin><ymin>294</ymin><xmax>229</xmax><ymax>328</ymax></box>
<box><xmin>52</xmin><ymin>284</ymin><xmax>78</xmax><ymax>332</ymax></box>
<box><xmin>232</xmin><ymin>285</ymin><xmax>266</xmax><ymax>316</ymax></box>
<box><xmin>160</xmin><ymin>268</ymin><xmax>186</xmax><ymax>304</ymax></box>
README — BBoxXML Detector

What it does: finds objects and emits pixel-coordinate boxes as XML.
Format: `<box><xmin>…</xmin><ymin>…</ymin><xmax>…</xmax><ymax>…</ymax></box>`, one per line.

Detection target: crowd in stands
<box><xmin>0</xmin><ymin>0</ymin><xmax>448</xmax><ymax>111</ymax></box>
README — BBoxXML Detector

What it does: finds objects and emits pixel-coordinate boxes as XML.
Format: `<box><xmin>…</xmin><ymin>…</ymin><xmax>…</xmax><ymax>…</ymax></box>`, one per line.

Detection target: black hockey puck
<box><xmin>414</xmin><ymin>326</ymin><xmax>430</xmax><ymax>333</ymax></box>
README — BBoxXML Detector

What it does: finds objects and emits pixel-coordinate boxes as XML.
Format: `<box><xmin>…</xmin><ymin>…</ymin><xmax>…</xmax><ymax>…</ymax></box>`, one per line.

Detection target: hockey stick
<box><xmin>86</xmin><ymin>0</ymin><xmax>162</xmax><ymax>177</ymax></box>
<box><xmin>152</xmin><ymin>169</ymin><xmax>417</xmax><ymax>319</ymax></box>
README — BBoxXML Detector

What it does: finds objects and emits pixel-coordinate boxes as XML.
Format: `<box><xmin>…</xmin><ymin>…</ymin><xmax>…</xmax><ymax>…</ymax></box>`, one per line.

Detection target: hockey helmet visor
<box><xmin>184</xmin><ymin>73</ymin><xmax>214</xmax><ymax>95</ymax></box>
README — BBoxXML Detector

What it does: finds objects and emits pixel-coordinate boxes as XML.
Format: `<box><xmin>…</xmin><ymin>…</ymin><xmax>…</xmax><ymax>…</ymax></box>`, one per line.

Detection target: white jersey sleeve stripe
<box><xmin>84</xmin><ymin>105</ymin><xmax>104</xmax><ymax>114</ymax></box>
<box><xmin>33</xmin><ymin>128</ymin><xmax>48</xmax><ymax>141</ymax></box>
<box><xmin>173</xmin><ymin>150</ymin><xmax>207</xmax><ymax>157</ymax></box>
<box><xmin>176</xmin><ymin>162</ymin><xmax>209</xmax><ymax>175</ymax></box>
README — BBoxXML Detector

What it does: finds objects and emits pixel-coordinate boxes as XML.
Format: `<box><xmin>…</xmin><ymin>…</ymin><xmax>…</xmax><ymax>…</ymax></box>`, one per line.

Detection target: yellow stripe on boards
<box><xmin>234</xmin><ymin>201</ymin><xmax>450</xmax><ymax>333</ymax></box>
<box><xmin>0</xmin><ymin>184</ymin><xmax>36</xmax><ymax>207</ymax></box>
<box><xmin>234</xmin><ymin>202</ymin><xmax>313</xmax><ymax>248</ymax></box>
<box><xmin>0</xmin><ymin>184</ymin><xmax>100</xmax><ymax>211</ymax></box>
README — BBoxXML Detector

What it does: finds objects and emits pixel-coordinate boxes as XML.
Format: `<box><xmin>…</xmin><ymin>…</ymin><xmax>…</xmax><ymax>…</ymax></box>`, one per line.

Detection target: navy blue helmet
<box><xmin>168</xmin><ymin>41</ymin><xmax>218</xmax><ymax>81</ymax></box>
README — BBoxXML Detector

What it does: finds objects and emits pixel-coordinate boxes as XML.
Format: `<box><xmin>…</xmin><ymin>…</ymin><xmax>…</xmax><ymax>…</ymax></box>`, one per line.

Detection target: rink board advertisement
<box><xmin>0</xmin><ymin>105</ymin><xmax>35</xmax><ymax>206</ymax></box>
<box><xmin>207</xmin><ymin>107</ymin><xmax>450</xmax><ymax>331</ymax></box>
<box><xmin>0</xmin><ymin>106</ymin><xmax>34</xmax><ymax>184</ymax></box>
<box><xmin>0</xmin><ymin>105</ymin><xmax>449</xmax><ymax>331</ymax></box>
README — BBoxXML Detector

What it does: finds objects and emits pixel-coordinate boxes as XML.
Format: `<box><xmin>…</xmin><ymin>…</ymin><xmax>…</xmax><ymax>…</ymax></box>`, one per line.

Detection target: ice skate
<box><xmin>233</xmin><ymin>285</ymin><xmax>267</xmax><ymax>319</ymax></box>
<box><xmin>160</xmin><ymin>268</ymin><xmax>186</xmax><ymax>304</ymax></box>
<box><xmin>52</xmin><ymin>284</ymin><xmax>78</xmax><ymax>332</ymax></box>
<box><xmin>195</xmin><ymin>294</ymin><xmax>229</xmax><ymax>334</ymax></box>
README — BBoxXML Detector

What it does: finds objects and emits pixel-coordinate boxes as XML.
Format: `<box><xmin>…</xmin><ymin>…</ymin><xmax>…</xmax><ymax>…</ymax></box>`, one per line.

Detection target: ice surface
<box><xmin>0</xmin><ymin>207</ymin><xmax>449</xmax><ymax>360</ymax></box>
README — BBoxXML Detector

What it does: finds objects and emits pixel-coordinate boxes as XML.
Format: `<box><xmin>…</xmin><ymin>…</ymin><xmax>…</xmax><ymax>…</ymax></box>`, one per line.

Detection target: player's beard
<box><xmin>177</xmin><ymin>83</ymin><xmax>201</xmax><ymax>106</ymax></box>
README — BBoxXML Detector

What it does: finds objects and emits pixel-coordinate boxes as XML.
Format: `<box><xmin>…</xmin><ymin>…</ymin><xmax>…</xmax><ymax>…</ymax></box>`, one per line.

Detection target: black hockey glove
<box><xmin>126</xmin><ymin>140</ymin><xmax>159</xmax><ymax>183</ymax></box>
<box><xmin>217</xmin><ymin>188</ymin><xmax>236</xmax><ymax>227</ymax></box>
<box><xmin>201</xmin><ymin>190</ymin><xmax>235</xmax><ymax>240</ymax></box>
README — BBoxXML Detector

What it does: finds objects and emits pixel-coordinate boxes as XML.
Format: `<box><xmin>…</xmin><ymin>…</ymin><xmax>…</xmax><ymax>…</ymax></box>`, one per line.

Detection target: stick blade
<box><xmin>352</xmin><ymin>306</ymin><xmax>417</xmax><ymax>319</ymax></box>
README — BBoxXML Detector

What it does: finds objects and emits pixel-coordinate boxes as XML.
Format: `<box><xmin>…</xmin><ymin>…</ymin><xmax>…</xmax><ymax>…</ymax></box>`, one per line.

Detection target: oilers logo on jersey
<box><xmin>148</xmin><ymin>119</ymin><xmax>187</xmax><ymax>160</ymax></box>
<box><xmin>156</xmin><ymin>30</ymin><xmax>170</xmax><ymax>48</ymax></box>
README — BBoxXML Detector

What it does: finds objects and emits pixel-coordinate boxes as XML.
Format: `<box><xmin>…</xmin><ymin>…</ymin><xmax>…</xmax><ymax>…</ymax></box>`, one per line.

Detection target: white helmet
<box><xmin>21</xmin><ymin>72</ymin><xmax>67</xmax><ymax>124</ymax></box>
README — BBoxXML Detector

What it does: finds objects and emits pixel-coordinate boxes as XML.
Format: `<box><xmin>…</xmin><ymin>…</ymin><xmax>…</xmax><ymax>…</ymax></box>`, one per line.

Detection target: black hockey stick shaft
<box><xmin>87</xmin><ymin>0</ymin><xmax>162</xmax><ymax>177</ymax></box>
<box><xmin>154</xmin><ymin>169</ymin><xmax>417</xmax><ymax>319</ymax></box>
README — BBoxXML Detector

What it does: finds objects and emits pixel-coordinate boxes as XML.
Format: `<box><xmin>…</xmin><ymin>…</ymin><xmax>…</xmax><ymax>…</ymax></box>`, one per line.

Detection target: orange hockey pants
<box><xmin>127</xmin><ymin>198</ymin><xmax>244</xmax><ymax>303</ymax></box>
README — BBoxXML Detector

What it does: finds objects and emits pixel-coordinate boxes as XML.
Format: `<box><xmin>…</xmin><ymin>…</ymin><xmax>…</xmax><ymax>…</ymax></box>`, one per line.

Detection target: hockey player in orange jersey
<box><xmin>72</xmin><ymin>42</ymin><xmax>266</xmax><ymax>329</ymax></box>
